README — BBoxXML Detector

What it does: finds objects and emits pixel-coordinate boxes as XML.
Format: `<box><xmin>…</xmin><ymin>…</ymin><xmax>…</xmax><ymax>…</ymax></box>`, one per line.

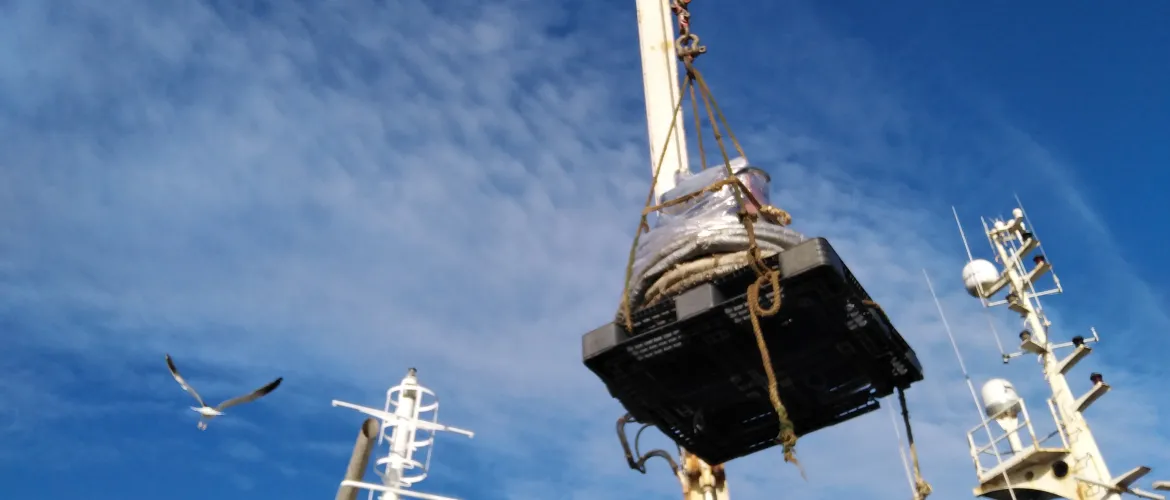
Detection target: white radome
<box><xmin>962</xmin><ymin>259</ymin><xmax>1000</xmax><ymax>298</ymax></box>
<box><xmin>980</xmin><ymin>378</ymin><xmax>1021</xmax><ymax>419</ymax></box>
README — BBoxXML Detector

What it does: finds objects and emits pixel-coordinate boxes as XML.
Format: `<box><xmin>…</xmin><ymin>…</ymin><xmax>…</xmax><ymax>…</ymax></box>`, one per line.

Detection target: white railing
<box><xmin>965</xmin><ymin>396</ymin><xmax>1069</xmax><ymax>477</ymax></box>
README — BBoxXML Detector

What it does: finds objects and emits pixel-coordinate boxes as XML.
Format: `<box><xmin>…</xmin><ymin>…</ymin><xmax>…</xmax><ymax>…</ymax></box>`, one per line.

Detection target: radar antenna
<box><xmin>952</xmin><ymin>203</ymin><xmax>1166</xmax><ymax>499</ymax></box>
<box><xmin>331</xmin><ymin>368</ymin><xmax>475</xmax><ymax>500</ymax></box>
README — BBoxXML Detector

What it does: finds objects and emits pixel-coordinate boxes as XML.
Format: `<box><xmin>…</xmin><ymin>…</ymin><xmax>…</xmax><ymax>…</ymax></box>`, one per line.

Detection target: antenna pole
<box><xmin>637</xmin><ymin>0</ymin><xmax>690</xmax><ymax>203</ymax></box>
<box><xmin>384</xmin><ymin>368</ymin><xmax>422</xmax><ymax>498</ymax></box>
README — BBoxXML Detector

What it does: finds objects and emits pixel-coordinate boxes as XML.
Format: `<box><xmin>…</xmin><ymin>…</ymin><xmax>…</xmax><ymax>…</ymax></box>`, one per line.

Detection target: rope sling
<box><xmin>615</xmin><ymin>2</ymin><xmax>932</xmax><ymax>495</ymax></box>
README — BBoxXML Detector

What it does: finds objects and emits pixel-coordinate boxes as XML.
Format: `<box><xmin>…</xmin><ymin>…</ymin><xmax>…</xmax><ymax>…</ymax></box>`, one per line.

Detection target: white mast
<box><xmin>331</xmin><ymin>368</ymin><xmax>475</xmax><ymax>500</ymax></box>
<box><xmin>635</xmin><ymin>1</ymin><xmax>726</xmax><ymax>499</ymax></box>
<box><xmin>637</xmin><ymin>0</ymin><xmax>690</xmax><ymax>203</ymax></box>
<box><xmin>956</xmin><ymin>205</ymin><xmax>1165</xmax><ymax>500</ymax></box>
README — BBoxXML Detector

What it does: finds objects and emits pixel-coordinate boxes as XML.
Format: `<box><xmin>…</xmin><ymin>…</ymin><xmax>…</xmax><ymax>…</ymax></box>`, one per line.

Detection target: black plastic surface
<box><xmin>582</xmin><ymin>237</ymin><xmax>924</xmax><ymax>465</ymax></box>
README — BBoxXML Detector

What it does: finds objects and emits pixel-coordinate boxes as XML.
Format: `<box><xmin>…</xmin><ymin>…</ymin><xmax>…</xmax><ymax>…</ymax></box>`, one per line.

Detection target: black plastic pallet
<box><xmin>582</xmin><ymin>237</ymin><xmax>924</xmax><ymax>465</ymax></box>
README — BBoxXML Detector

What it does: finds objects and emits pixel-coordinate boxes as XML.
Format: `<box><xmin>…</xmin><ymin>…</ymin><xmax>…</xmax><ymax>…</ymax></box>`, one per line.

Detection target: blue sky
<box><xmin>1</xmin><ymin>0</ymin><xmax>1167</xmax><ymax>498</ymax></box>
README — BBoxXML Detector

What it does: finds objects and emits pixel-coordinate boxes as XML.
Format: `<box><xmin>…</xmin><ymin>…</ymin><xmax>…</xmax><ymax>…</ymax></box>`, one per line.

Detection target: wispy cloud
<box><xmin>222</xmin><ymin>440</ymin><xmax>265</xmax><ymax>462</ymax></box>
<box><xmin>1</xmin><ymin>0</ymin><xmax>1165</xmax><ymax>499</ymax></box>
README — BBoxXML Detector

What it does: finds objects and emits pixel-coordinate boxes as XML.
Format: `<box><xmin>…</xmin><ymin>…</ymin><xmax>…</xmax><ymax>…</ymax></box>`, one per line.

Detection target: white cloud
<box><xmin>1</xmin><ymin>0</ymin><xmax>1165</xmax><ymax>498</ymax></box>
<box><xmin>222</xmin><ymin>440</ymin><xmax>265</xmax><ymax>462</ymax></box>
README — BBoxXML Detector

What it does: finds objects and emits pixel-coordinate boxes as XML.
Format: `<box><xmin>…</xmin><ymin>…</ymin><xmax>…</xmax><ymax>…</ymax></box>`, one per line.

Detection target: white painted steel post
<box><xmin>635</xmin><ymin>2</ymin><xmax>726</xmax><ymax>499</ymax></box>
<box><xmin>636</xmin><ymin>0</ymin><xmax>690</xmax><ymax>203</ymax></box>
<box><xmin>383</xmin><ymin>370</ymin><xmax>422</xmax><ymax>500</ymax></box>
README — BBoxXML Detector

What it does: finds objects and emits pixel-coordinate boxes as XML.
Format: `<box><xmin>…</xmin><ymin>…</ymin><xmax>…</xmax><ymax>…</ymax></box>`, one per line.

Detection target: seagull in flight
<box><xmin>165</xmin><ymin>354</ymin><xmax>282</xmax><ymax>430</ymax></box>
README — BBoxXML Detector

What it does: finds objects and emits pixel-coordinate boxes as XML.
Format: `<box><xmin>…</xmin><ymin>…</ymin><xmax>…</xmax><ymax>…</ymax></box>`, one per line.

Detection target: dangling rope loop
<box><xmin>681</xmin><ymin>60</ymin><xmax>802</xmax><ymax>472</ymax></box>
<box><xmin>897</xmin><ymin>387</ymin><xmax>933</xmax><ymax>499</ymax></box>
<box><xmin>692</xmin><ymin>62</ymin><xmax>802</xmax><ymax>475</ymax></box>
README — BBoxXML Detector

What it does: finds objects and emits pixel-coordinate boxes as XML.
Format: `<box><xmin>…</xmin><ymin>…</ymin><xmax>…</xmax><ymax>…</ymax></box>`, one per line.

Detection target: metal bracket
<box><xmin>616</xmin><ymin>413</ymin><xmax>680</xmax><ymax>475</ymax></box>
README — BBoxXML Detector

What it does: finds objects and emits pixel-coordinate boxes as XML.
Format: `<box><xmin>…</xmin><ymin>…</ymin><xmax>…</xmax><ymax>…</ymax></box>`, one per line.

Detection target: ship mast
<box><xmin>634</xmin><ymin>0</ymin><xmax>727</xmax><ymax>498</ymax></box>
<box><xmin>331</xmin><ymin>368</ymin><xmax>475</xmax><ymax>500</ymax></box>
<box><xmin>955</xmin><ymin>205</ymin><xmax>1166</xmax><ymax>500</ymax></box>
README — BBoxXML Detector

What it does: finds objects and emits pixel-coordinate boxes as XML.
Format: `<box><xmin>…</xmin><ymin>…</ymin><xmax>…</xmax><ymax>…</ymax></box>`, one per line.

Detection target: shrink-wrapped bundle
<box><xmin>622</xmin><ymin>157</ymin><xmax>806</xmax><ymax>316</ymax></box>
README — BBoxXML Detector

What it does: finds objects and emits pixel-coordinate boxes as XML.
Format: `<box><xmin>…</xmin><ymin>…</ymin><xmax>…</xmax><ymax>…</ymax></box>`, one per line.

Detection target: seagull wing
<box><xmin>215</xmin><ymin>377</ymin><xmax>282</xmax><ymax>411</ymax></box>
<box><xmin>165</xmin><ymin>354</ymin><xmax>206</xmax><ymax>407</ymax></box>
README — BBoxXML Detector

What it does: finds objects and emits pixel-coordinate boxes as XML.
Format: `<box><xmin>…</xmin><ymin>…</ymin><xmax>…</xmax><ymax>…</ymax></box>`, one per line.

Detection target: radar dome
<box><xmin>962</xmin><ymin>259</ymin><xmax>1000</xmax><ymax>298</ymax></box>
<box><xmin>980</xmin><ymin>378</ymin><xmax>1021</xmax><ymax>418</ymax></box>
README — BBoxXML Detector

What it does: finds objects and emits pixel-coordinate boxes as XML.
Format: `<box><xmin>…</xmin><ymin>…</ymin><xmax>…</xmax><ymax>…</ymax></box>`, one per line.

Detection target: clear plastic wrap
<box><xmin>622</xmin><ymin>157</ymin><xmax>807</xmax><ymax>313</ymax></box>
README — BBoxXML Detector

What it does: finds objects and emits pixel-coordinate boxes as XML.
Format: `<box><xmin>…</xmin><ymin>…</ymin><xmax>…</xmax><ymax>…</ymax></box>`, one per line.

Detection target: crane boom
<box><xmin>636</xmin><ymin>0</ymin><xmax>690</xmax><ymax>203</ymax></box>
<box><xmin>634</xmin><ymin>1</ymin><xmax>726</xmax><ymax>498</ymax></box>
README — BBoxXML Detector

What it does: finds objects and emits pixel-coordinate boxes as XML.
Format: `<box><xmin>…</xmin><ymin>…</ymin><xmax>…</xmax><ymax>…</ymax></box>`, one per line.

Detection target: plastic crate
<box><xmin>582</xmin><ymin>237</ymin><xmax>924</xmax><ymax>465</ymax></box>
